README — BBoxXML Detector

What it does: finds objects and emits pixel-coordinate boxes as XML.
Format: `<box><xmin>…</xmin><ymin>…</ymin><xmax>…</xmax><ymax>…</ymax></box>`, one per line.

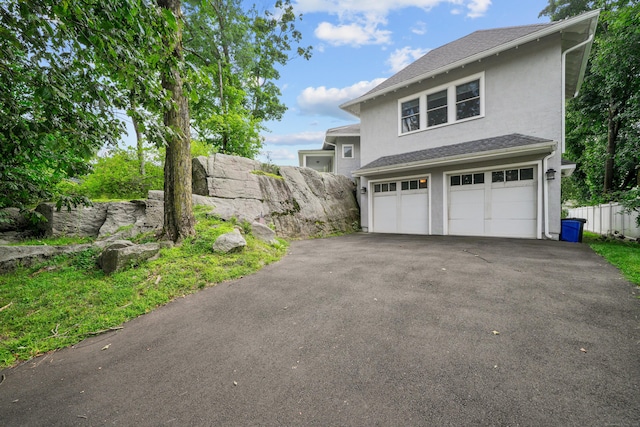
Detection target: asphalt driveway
<box><xmin>1</xmin><ymin>234</ymin><xmax>639</xmax><ymax>426</ymax></box>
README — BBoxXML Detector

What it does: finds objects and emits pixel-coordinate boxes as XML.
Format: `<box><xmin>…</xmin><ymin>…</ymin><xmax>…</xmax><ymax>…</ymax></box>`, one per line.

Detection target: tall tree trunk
<box><xmin>129</xmin><ymin>93</ymin><xmax>145</xmax><ymax>177</ymax></box>
<box><xmin>603</xmin><ymin>102</ymin><xmax>620</xmax><ymax>195</ymax></box>
<box><xmin>157</xmin><ymin>0</ymin><xmax>195</xmax><ymax>242</ymax></box>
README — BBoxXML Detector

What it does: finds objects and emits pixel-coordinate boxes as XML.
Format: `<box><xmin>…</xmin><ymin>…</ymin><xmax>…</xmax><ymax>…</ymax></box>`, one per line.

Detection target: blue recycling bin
<box><xmin>560</xmin><ymin>218</ymin><xmax>587</xmax><ymax>242</ymax></box>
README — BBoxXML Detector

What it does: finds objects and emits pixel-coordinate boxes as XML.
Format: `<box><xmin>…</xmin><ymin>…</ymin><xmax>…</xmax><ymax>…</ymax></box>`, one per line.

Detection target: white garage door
<box><xmin>372</xmin><ymin>178</ymin><xmax>429</xmax><ymax>234</ymax></box>
<box><xmin>448</xmin><ymin>167</ymin><xmax>537</xmax><ymax>238</ymax></box>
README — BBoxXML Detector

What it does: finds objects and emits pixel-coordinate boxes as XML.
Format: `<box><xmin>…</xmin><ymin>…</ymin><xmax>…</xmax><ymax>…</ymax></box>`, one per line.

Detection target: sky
<box><xmin>117</xmin><ymin>0</ymin><xmax>552</xmax><ymax>165</ymax></box>
<box><xmin>255</xmin><ymin>0</ymin><xmax>552</xmax><ymax>165</ymax></box>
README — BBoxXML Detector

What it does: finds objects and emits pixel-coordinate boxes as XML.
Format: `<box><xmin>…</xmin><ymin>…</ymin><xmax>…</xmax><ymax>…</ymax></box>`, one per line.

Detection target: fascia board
<box><xmin>340</xmin><ymin>10</ymin><xmax>600</xmax><ymax>115</ymax></box>
<box><xmin>353</xmin><ymin>141</ymin><xmax>556</xmax><ymax>177</ymax></box>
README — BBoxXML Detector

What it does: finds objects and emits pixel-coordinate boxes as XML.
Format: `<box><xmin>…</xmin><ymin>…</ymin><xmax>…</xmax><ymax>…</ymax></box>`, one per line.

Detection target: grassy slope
<box><xmin>0</xmin><ymin>210</ymin><xmax>288</xmax><ymax>368</ymax></box>
<box><xmin>583</xmin><ymin>231</ymin><xmax>640</xmax><ymax>286</ymax></box>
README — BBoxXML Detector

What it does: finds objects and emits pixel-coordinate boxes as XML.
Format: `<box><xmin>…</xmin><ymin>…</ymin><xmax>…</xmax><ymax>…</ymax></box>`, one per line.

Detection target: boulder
<box><xmin>98</xmin><ymin>241</ymin><xmax>161</xmax><ymax>274</ymax></box>
<box><xmin>0</xmin><ymin>244</ymin><xmax>93</xmax><ymax>273</ymax></box>
<box><xmin>251</xmin><ymin>222</ymin><xmax>278</xmax><ymax>245</ymax></box>
<box><xmin>0</xmin><ymin>208</ymin><xmax>29</xmax><ymax>232</ymax></box>
<box><xmin>36</xmin><ymin>203</ymin><xmax>108</xmax><ymax>237</ymax></box>
<box><xmin>212</xmin><ymin>229</ymin><xmax>246</xmax><ymax>253</ymax></box>
<box><xmin>191</xmin><ymin>153</ymin><xmax>360</xmax><ymax>238</ymax></box>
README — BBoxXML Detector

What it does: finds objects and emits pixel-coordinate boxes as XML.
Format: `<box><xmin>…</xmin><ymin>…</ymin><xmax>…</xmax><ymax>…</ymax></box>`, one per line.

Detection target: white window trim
<box><xmin>342</xmin><ymin>144</ymin><xmax>354</xmax><ymax>159</ymax></box>
<box><xmin>398</xmin><ymin>72</ymin><xmax>485</xmax><ymax>137</ymax></box>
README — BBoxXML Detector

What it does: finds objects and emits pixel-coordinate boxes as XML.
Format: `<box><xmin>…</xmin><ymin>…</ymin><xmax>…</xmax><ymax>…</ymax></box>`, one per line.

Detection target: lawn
<box><xmin>583</xmin><ymin>231</ymin><xmax>640</xmax><ymax>286</ymax></box>
<box><xmin>0</xmin><ymin>210</ymin><xmax>288</xmax><ymax>369</ymax></box>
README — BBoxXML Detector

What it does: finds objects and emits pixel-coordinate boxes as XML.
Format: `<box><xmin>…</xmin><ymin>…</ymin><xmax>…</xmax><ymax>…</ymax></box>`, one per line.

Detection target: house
<box><xmin>333</xmin><ymin>10</ymin><xmax>598</xmax><ymax>239</ymax></box>
<box><xmin>298</xmin><ymin>123</ymin><xmax>361</xmax><ymax>178</ymax></box>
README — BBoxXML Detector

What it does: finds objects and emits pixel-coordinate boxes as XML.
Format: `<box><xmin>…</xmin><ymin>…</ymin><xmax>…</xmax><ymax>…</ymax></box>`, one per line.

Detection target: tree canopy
<box><xmin>540</xmin><ymin>1</ymin><xmax>640</xmax><ymax>204</ymax></box>
<box><xmin>0</xmin><ymin>0</ymin><xmax>310</xmax><ymax>239</ymax></box>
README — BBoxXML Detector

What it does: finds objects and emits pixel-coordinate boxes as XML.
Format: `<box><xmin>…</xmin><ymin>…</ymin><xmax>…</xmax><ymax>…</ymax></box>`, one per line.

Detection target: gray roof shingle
<box><xmin>357</xmin><ymin>134</ymin><xmax>554</xmax><ymax>172</ymax></box>
<box><xmin>361</xmin><ymin>24</ymin><xmax>552</xmax><ymax>99</ymax></box>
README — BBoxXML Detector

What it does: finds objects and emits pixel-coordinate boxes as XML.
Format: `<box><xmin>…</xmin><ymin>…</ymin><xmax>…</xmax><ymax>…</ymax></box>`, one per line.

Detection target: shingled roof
<box><xmin>364</xmin><ymin>24</ymin><xmax>551</xmax><ymax>98</ymax></box>
<box><xmin>354</xmin><ymin>134</ymin><xmax>555</xmax><ymax>176</ymax></box>
<box><xmin>341</xmin><ymin>10</ymin><xmax>599</xmax><ymax>116</ymax></box>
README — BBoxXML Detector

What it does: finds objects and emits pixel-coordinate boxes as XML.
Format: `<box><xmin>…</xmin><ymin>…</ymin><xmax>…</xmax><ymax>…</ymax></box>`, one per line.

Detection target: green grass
<box><xmin>0</xmin><ymin>210</ymin><xmax>288</xmax><ymax>368</ymax></box>
<box><xmin>10</xmin><ymin>236</ymin><xmax>95</xmax><ymax>246</ymax></box>
<box><xmin>583</xmin><ymin>231</ymin><xmax>640</xmax><ymax>286</ymax></box>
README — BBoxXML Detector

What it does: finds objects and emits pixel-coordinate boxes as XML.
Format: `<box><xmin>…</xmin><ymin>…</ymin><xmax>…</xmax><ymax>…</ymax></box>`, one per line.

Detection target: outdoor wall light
<box><xmin>546</xmin><ymin>168</ymin><xmax>557</xmax><ymax>180</ymax></box>
<box><xmin>360</xmin><ymin>186</ymin><xmax>367</xmax><ymax>194</ymax></box>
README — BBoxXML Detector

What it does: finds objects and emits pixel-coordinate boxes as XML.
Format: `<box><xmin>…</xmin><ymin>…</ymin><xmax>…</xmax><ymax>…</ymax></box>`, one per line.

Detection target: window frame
<box><xmin>342</xmin><ymin>144</ymin><xmax>354</xmax><ymax>159</ymax></box>
<box><xmin>398</xmin><ymin>72</ymin><xmax>484</xmax><ymax>136</ymax></box>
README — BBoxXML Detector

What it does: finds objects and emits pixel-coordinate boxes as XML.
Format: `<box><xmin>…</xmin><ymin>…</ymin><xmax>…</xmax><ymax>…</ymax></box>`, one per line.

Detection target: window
<box><xmin>398</xmin><ymin>74</ymin><xmax>483</xmax><ymax>135</ymax></box>
<box><xmin>342</xmin><ymin>144</ymin><xmax>353</xmax><ymax>159</ymax></box>
<box><xmin>400</xmin><ymin>179</ymin><xmax>428</xmax><ymax>190</ymax></box>
<box><xmin>427</xmin><ymin>90</ymin><xmax>447</xmax><ymax>127</ymax></box>
<box><xmin>451</xmin><ymin>173</ymin><xmax>484</xmax><ymax>186</ymax></box>
<box><xmin>492</xmin><ymin>167</ymin><xmax>535</xmax><ymax>183</ymax></box>
<box><xmin>520</xmin><ymin>168</ymin><xmax>534</xmax><ymax>180</ymax></box>
<box><xmin>373</xmin><ymin>181</ymin><xmax>398</xmax><ymax>193</ymax></box>
<box><xmin>456</xmin><ymin>79</ymin><xmax>480</xmax><ymax>120</ymax></box>
<box><xmin>401</xmin><ymin>98</ymin><xmax>420</xmax><ymax>133</ymax></box>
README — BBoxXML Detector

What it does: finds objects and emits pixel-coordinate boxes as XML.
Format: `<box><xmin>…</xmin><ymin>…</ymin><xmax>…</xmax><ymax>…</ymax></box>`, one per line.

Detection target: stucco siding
<box><xmin>359</xmin><ymin>36</ymin><xmax>563</xmax><ymax>167</ymax></box>
<box><xmin>335</xmin><ymin>137</ymin><xmax>360</xmax><ymax>179</ymax></box>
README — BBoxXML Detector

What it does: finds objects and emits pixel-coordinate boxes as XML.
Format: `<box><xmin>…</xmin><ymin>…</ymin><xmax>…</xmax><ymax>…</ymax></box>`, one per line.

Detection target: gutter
<box><xmin>353</xmin><ymin>141</ymin><xmax>555</xmax><ymax>177</ymax></box>
<box><xmin>323</xmin><ymin>140</ymin><xmax>337</xmax><ymax>174</ymax></box>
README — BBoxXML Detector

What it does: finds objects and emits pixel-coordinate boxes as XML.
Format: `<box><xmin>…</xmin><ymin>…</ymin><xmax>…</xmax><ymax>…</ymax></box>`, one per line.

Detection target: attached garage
<box><xmin>372</xmin><ymin>177</ymin><xmax>429</xmax><ymax>234</ymax></box>
<box><xmin>447</xmin><ymin>165</ymin><xmax>539</xmax><ymax>238</ymax></box>
<box><xmin>355</xmin><ymin>134</ymin><xmax>556</xmax><ymax>239</ymax></box>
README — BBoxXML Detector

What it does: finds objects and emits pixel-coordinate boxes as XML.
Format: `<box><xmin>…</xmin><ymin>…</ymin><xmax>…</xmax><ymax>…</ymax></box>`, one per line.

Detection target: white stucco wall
<box><xmin>357</xmin><ymin>34</ymin><xmax>565</xmax><ymax>237</ymax></box>
<box><xmin>334</xmin><ymin>136</ymin><xmax>360</xmax><ymax>179</ymax></box>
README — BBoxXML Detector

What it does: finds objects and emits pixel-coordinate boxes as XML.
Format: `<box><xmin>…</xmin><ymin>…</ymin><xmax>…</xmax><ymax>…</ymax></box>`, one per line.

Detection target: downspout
<box><xmin>546</xmin><ymin>34</ymin><xmax>594</xmax><ymax>239</ymax></box>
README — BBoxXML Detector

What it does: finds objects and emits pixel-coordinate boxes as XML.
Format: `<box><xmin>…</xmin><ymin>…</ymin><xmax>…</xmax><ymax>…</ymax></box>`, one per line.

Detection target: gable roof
<box><xmin>354</xmin><ymin>134</ymin><xmax>555</xmax><ymax>177</ymax></box>
<box><xmin>341</xmin><ymin>10</ymin><xmax>599</xmax><ymax>116</ymax></box>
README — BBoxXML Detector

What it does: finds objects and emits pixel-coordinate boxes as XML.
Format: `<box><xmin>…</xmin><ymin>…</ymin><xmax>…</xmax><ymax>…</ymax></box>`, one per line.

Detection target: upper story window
<box><xmin>398</xmin><ymin>72</ymin><xmax>484</xmax><ymax>135</ymax></box>
<box><xmin>342</xmin><ymin>144</ymin><xmax>354</xmax><ymax>158</ymax></box>
<box><xmin>401</xmin><ymin>98</ymin><xmax>420</xmax><ymax>133</ymax></box>
<box><xmin>427</xmin><ymin>90</ymin><xmax>448</xmax><ymax>127</ymax></box>
<box><xmin>456</xmin><ymin>79</ymin><xmax>480</xmax><ymax>120</ymax></box>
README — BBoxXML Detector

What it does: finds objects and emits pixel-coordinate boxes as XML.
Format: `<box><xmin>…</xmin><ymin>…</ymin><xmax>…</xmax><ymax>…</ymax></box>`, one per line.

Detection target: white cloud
<box><xmin>411</xmin><ymin>21</ymin><xmax>427</xmax><ymax>35</ymax></box>
<box><xmin>297</xmin><ymin>78</ymin><xmax>386</xmax><ymax>119</ymax></box>
<box><xmin>467</xmin><ymin>0</ymin><xmax>491</xmax><ymax>18</ymax></box>
<box><xmin>262</xmin><ymin>149</ymin><xmax>297</xmax><ymax>161</ymax></box>
<box><xmin>296</xmin><ymin>1</ymin><xmax>492</xmax><ymax>47</ymax></box>
<box><xmin>386</xmin><ymin>46</ymin><xmax>431</xmax><ymax>73</ymax></box>
<box><xmin>263</xmin><ymin>131</ymin><xmax>326</xmax><ymax>146</ymax></box>
<box><xmin>315</xmin><ymin>21</ymin><xmax>392</xmax><ymax>47</ymax></box>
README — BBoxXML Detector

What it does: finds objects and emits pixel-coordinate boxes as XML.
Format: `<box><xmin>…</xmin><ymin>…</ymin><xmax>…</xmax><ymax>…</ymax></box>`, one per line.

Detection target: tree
<box><xmin>541</xmin><ymin>1</ymin><xmax>640</xmax><ymax>202</ymax></box>
<box><xmin>157</xmin><ymin>0</ymin><xmax>195</xmax><ymax>241</ymax></box>
<box><xmin>183</xmin><ymin>0</ymin><xmax>311</xmax><ymax>157</ymax></box>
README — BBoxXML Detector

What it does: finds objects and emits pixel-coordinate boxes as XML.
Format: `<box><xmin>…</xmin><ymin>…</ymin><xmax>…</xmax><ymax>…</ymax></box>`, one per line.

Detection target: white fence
<box><xmin>567</xmin><ymin>203</ymin><xmax>640</xmax><ymax>238</ymax></box>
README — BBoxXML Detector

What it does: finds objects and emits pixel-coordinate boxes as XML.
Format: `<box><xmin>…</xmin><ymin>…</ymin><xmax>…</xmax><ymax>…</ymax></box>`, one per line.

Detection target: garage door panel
<box><xmin>449</xmin><ymin>189</ymin><xmax>484</xmax><ymax>220</ymax></box>
<box><xmin>373</xmin><ymin>179</ymin><xmax>429</xmax><ymax>235</ymax></box>
<box><xmin>486</xmin><ymin>219</ymin><xmax>537</xmax><ymax>238</ymax></box>
<box><xmin>400</xmin><ymin>192</ymin><xmax>429</xmax><ymax>234</ymax></box>
<box><xmin>448</xmin><ymin>167</ymin><xmax>538</xmax><ymax>238</ymax></box>
<box><xmin>373</xmin><ymin>194</ymin><xmax>397</xmax><ymax>234</ymax></box>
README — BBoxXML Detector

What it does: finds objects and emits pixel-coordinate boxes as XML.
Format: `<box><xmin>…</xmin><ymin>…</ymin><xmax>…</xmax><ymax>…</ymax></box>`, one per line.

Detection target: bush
<box><xmin>79</xmin><ymin>148</ymin><xmax>164</xmax><ymax>200</ymax></box>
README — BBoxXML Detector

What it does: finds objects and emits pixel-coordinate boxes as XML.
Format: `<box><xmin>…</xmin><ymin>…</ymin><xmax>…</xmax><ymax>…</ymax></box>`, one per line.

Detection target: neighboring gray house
<box><xmin>332</xmin><ymin>10</ymin><xmax>598</xmax><ymax>239</ymax></box>
<box><xmin>298</xmin><ymin>123</ymin><xmax>360</xmax><ymax>179</ymax></box>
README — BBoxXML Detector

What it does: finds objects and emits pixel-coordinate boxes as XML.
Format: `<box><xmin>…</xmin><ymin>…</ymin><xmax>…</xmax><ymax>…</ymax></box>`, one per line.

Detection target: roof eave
<box><xmin>353</xmin><ymin>141</ymin><xmax>556</xmax><ymax>177</ymax></box>
<box><xmin>341</xmin><ymin>10</ymin><xmax>601</xmax><ymax>115</ymax></box>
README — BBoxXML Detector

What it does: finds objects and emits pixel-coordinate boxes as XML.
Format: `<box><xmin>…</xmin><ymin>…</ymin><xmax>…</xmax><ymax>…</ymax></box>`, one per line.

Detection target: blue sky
<box><xmin>256</xmin><ymin>0</ymin><xmax>552</xmax><ymax>165</ymax></box>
